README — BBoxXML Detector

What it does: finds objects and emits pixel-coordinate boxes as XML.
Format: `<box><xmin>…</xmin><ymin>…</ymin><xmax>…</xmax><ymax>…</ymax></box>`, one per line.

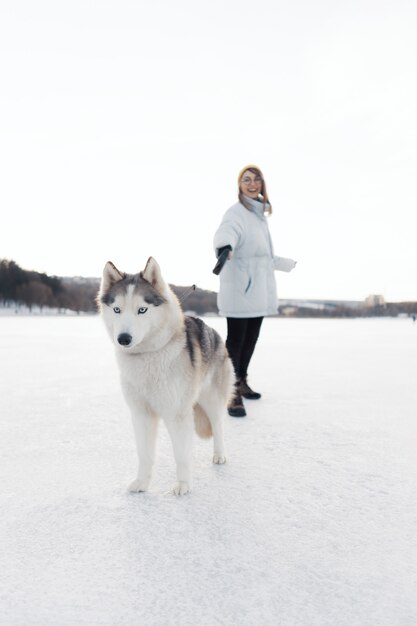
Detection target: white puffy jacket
<box><xmin>213</xmin><ymin>197</ymin><xmax>295</xmax><ymax>318</ymax></box>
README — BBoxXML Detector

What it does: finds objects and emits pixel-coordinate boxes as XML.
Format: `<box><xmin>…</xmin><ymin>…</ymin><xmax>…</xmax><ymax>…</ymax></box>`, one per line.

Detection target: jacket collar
<box><xmin>242</xmin><ymin>195</ymin><xmax>270</xmax><ymax>217</ymax></box>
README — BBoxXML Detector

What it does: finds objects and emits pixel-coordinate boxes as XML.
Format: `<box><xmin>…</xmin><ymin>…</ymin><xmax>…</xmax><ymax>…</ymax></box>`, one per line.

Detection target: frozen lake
<box><xmin>1</xmin><ymin>315</ymin><xmax>416</xmax><ymax>625</ymax></box>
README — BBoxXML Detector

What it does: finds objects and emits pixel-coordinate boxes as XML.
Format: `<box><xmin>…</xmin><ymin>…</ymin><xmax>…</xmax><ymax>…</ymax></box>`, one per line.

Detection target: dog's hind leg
<box><xmin>164</xmin><ymin>412</ymin><xmax>194</xmax><ymax>496</ymax></box>
<box><xmin>200</xmin><ymin>397</ymin><xmax>226</xmax><ymax>464</ymax></box>
<box><xmin>211</xmin><ymin>417</ymin><xmax>226</xmax><ymax>465</ymax></box>
<box><xmin>128</xmin><ymin>411</ymin><xmax>159</xmax><ymax>493</ymax></box>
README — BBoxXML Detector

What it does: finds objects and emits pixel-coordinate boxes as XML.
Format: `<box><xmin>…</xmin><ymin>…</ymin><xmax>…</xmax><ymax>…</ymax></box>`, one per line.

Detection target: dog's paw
<box><xmin>173</xmin><ymin>481</ymin><xmax>191</xmax><ymax>496</ymax></box>
<box><xmin>128</xmin><ymin>479</ymin><xmax>149</xmax><ymax>493</ymax></box>
<box><xmin>213</xmin><ymin>454</ymin><xmax>226</xmax><ymax>464</ymax></box>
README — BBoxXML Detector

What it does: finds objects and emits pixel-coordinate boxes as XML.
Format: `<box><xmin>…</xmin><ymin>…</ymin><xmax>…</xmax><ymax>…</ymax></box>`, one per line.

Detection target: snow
<box><xmin>1</xmin><ymin>315</ymin><xmax>416</xmax><ymax>626</ymax></box>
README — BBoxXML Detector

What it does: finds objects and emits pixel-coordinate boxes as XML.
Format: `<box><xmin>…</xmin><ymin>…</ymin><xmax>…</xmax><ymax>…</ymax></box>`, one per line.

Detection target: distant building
<box><xmin>364</xmin><ymin>294</ymin><xmax>385</xmax><ymax>307</ymax></box>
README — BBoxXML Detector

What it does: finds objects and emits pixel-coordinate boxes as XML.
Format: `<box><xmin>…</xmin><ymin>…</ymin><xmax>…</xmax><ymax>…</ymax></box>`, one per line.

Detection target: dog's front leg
<box><xmin>128</xmin><ymin>411</ymin><xmax>159</xmax><ymax>493</ymax></box>
<box><xmin>164</xmin><ymin>413</ymin><xmax>194</xmax><ymax>496</ymax></box>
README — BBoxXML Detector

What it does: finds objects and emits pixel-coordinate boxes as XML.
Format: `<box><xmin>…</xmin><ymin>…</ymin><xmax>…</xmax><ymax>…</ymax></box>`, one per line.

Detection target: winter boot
<box><xmin>239</xmin><ymin>377</ymin><xmax>261</xmax><ymax>400</ymax></box>
<box><xmin>227</xmin><ymin>387</ymin><xmax>246</xmax><ymax>418</ymax></box>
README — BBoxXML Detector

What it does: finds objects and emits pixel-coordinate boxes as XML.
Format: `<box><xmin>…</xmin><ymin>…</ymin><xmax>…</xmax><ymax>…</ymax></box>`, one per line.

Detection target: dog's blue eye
<box><xmin>113</xmin><ymin>306</ymin><xmax>121</xmax><ymax>314</ymax></box>
<box><xmin>138</xmin><ymin>307</ymin><xmax>148</xmax><ymax>314</ymax></box>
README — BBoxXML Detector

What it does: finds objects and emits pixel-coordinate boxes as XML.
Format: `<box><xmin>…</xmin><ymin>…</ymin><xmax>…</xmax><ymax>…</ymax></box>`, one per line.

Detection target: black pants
<box><xmin>226</xmin><ymin>317</ymin><xmax>264</xmax><ymax>381</ymax></box>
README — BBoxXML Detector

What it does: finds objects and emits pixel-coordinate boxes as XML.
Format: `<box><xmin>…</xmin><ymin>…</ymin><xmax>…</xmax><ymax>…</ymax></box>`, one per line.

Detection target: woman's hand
<box><xmin>213</xmin><ymin>245</ymin><xmax>233</xmax><ymax>275</ymax></box>
<box><xmin>274</xmin><ymin>257</ymin><xmax>297</xmax><ymax>272</ymax></box>
<box><xmin>217</xmin><ymin>245</ymin><xmax>232</xmax><ymax>259</ymax></box>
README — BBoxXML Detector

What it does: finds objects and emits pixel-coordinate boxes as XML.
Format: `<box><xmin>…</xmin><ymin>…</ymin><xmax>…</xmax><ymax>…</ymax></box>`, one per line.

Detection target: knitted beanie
<box><xmin>237</xmin><ymin>165</ymin><xmax>263</xmax><ymax>183</ymax></box>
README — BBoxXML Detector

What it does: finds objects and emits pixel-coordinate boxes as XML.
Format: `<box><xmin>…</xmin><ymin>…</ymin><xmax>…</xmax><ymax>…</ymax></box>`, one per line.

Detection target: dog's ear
<box><xmin>101</xmin><ymin>261</ymin><xmax>125</xmax><ymax>291</ymax></box>
<box><xmin>141</xmin><ymin>257</ymin><xmax>165</xmax><ymax>291</ymax></box>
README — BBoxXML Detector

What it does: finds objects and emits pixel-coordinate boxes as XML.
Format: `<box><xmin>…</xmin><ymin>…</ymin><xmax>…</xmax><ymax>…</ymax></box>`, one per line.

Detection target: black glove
<box><xmin>216</xmin><ymin>245</ymin><xmax>232</xmax><ymax>258</ymax></box>
<box><xmin>212</xmin><ymin>245</ymin><xmax>232</xmax><ymax>275</ymax></box>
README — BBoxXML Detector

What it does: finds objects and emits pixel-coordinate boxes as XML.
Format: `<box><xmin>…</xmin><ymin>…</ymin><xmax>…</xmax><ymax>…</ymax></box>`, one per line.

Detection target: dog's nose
<box><xmin>118</xmin><ymin>333</ymin><xmax>132</xmax><ymax>346</ymax></box>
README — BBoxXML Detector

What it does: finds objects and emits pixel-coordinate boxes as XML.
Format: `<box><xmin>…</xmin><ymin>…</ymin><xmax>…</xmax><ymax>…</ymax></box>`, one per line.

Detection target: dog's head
<box><xmin>97</xmin><ymin>257</ymin><xmax>182</xmax><ymax>353</ymax></box>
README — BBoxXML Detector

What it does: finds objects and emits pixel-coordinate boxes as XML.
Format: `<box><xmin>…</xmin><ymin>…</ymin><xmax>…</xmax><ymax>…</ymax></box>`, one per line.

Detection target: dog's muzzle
<box><xmin>118</xmin><ymin>333</ymin><xmax>132</xmax><ymax>347</ymax></box>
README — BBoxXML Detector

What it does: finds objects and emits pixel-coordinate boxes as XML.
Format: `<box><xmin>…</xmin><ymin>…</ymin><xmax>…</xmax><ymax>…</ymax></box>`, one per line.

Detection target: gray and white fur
<box><xmin>98</xmin><ymin>257</ymin><xmax>234</xmax><ymax>495</ymax></box>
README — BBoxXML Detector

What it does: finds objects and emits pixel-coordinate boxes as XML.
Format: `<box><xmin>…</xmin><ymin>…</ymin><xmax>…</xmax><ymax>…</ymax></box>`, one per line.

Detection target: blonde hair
<box><xmin>238</xmin><ymin>165</ymin><xmax>272</xmax><ymax>215</ymax></box>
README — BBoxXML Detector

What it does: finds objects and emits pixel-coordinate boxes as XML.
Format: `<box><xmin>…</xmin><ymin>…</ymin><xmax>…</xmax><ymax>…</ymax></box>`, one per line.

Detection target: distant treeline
<box><xmin>280</xmin><ymin>303</ymin><xmax>417</xmax><ymax>318</ymax></box>
<box><xmin>1</xmin><ymin>259</ymin><xmax>416</xmax><ymax>317</ymax></box>
<box><xmin>171</xmin><ymin>285</ymin><xmax>218</xmax><ymax>315</ymax></box>
<box><xmin>0</xmin><ymin>259</ymin><xmax>99</xmax><ymax>313</ymax></box>
<box><xmin>0</xmin><ymin>259</ymin><xmax>218</xmax><ymax>315</ymax></box>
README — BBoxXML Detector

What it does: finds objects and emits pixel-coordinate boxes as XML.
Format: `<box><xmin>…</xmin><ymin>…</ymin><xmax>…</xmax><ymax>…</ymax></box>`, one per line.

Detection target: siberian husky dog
<box><xmin>98</xmin><ymin>257</ymin><xmax>234</xmax><ymax>495</ymax></box>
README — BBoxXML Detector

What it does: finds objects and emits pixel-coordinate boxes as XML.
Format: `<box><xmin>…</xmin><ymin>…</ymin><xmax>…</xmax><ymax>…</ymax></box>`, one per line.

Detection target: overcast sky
<box><xmin>1</xmin><ymin>0</ymin><xmax>416</xmax><ymax>301</ymax></box>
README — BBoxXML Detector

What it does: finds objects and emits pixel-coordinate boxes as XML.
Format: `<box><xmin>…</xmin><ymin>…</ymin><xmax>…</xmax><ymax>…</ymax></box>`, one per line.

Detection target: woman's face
<box><xmin>239</xmin><ymin>170</ymin><xmax>263</xmax><ymax>199</ymax></box>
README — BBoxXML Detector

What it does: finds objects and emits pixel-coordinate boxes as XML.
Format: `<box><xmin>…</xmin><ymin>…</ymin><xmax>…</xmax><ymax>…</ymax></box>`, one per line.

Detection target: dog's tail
<box><xmin>193</xmin><ymin>404</ymin><xmax>213</xmax><ymax>439</ymax></box>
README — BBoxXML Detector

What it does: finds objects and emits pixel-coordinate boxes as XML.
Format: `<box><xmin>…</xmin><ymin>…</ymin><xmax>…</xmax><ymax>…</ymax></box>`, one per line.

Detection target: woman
<box><xmin>213</xmin><ymin>165</ymin><xmax>296</xmax><ymax>417</ymax></box>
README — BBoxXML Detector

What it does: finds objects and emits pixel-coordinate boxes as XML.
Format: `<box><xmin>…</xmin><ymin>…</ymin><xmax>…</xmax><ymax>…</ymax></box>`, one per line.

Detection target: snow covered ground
<box><xmin>1</xmin><ymin>315</ymin><xmax>416</xmax><ymax>626</ymax></box>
